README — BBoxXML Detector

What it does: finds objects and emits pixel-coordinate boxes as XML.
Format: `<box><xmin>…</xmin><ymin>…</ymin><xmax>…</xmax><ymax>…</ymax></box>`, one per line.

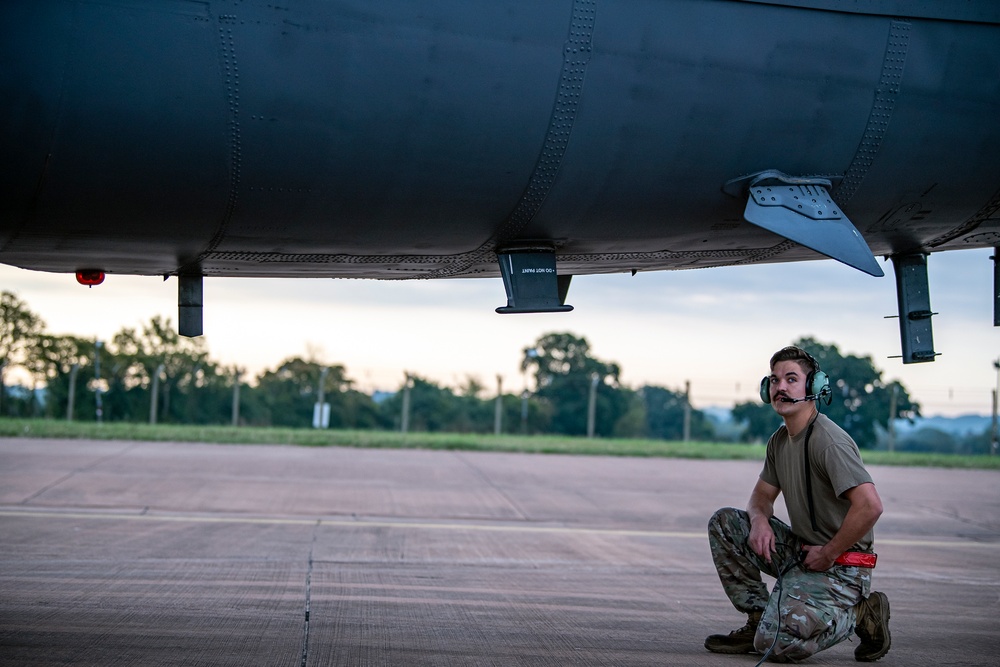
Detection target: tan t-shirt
<box><xmin>760</xmin><ymin>412</ymin><xmax>875</xmax><ymax>551</ymax></box>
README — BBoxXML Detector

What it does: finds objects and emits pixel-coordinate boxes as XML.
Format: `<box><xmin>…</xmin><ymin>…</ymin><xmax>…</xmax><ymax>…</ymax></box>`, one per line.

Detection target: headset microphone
<box><xmin>780</xmin><ymin>394</ymin><xmax>820</xmax><ymax>403</ymax></box>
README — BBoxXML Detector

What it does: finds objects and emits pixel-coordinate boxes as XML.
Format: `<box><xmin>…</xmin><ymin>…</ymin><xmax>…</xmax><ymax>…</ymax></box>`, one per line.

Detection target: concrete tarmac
<box><xmin>1</xmin><ymin>437</ymin><xmax>998</xmax><ymax>666</ymax></box>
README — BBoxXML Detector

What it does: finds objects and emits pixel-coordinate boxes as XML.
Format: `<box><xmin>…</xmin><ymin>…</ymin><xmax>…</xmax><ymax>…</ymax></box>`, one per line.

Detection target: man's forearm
<box><xmin>821</xmin><ymin>504</ymin><xmax>880</xmax><ymax>558</ymax></box>
<box><xmin>746</xmin><ymin>496</ymin><xmax>774</xmax><ymax>526</ymax></box>
<box><xmin>820</xmin><ymin>484</ymin><xmax>883</xmax><ymax>560</ymax></box>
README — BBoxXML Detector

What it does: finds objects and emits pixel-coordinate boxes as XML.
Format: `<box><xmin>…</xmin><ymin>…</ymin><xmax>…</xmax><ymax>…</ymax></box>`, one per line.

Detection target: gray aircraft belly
<box><xmin>1</xmin><ymin>0</ymin><xmax>999</xmax><ymax>280</ymax></box>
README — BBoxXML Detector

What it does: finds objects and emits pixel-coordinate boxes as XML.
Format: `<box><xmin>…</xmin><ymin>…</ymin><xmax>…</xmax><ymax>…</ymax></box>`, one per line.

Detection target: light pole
<box><xmin>494</xmin><ymin>375</ymin><xmax>503</xmax><ymax>435</ymax></box>
<box><xmin>66</xmin><ymin>363</ymin><xmax>79</xmax><ymax>421</ymax></box>
<box><xmin>149</xmin><ymin>363</ymin><xmax>165</xmax><ymax>424</ymax></box>
<box><xmin>94</xmin><ymin>340</ymin><xmax>103</xmax><ymax>424</ymax></box>
<box><xmin>521</xmin><ymin>348</ymin><xmax>537</xmax><ymax>435</ymax></box>
<box><xmin>887</xmin><ymin>384</ymin><xmax>898</xmax><ymax>453</ymax></box>
<box><xmin>313</xmin><ymin>367</ymin><xmax>329</xmax><ymax>429</ymax></box>
<box><xmin>587</xmin><ymin>372</ymin><xmax>599</xmax><ymax>438</ymax></box>
<box><xmin>231</xmin><ymin>366</ymin><xmax>243</xmax><ymax>427</ymax></box>
<box><xmin>683</xmin><ymin>380</ymin><xmax>692</xmax><ymax>442</ymax></box>
<box><xmin>992</xmin><ymin>358</ymin><xmax>999</xmax><ymax>455</ymax></box>
<box><xmin>401</xmin><ymin>373</ymin><xmax>412</xmax><ymax>434</ymax></box>
<box><xmin>520</xmin><ymin>389</ymin><xmax>529</xmax><ymax>434</ymax></box>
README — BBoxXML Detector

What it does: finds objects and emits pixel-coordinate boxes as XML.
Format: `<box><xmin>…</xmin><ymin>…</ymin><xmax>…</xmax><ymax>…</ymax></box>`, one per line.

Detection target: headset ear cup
<box><xmin>759</xmin><ymin>376</ymin><xmax>771</xmax><ymax>404</ymax></box>
<box><xmin>811</xmin><ymin>371</ymin><xmax>830</xmax><ymax>398</ymax></box>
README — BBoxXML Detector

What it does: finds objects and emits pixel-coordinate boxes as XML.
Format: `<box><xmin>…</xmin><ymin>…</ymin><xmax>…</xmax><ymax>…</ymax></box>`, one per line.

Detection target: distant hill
<box><xmin>706</xmin><ymin>407</ymin><xmax>993</xmax><ymax>439</ymax></box>
<box><xmin>892</xmin><ymin>414</ymin><xmax>992</xmax><ymax>437</ymax></box>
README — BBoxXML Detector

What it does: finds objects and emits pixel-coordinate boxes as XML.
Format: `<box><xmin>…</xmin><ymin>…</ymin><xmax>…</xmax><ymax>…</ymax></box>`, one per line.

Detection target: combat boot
<box><xmin>705</xmin><ymin>610</ymin><xmax>762</xmax><ymax>654</ymax></box>
<box><xmin>854</xmin><ymin>591</ymin><xmax>891</xmax><ymax>662</ymax></box>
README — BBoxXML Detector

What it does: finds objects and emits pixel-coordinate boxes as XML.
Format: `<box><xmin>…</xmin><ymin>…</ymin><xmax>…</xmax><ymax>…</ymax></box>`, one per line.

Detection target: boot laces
<box><xmin>730</xmin><ymin>616</ymin><xmax>759</xmax><ymax>638</ymax></box>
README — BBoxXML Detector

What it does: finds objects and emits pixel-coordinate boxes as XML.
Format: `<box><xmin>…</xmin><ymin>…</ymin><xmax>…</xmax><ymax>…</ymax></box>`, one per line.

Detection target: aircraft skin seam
<box><xmin>205</xmin><ymin>252</ymin><xmax>458</xmax><ymax>265</ymax></box>
<box><xmin>926</xmin><ymin>184</ymin><xmax>1000</xmax><ymax>249</ymax></box>
<box><xmin>834</xmin><ymin>18</ymin><xmax>911</xmax><ymax>207</ymax></box>
<box><xmin>421</xmin><ymin>0</ymin><xmax>599</xmax><ymax>279</ymax></box>
<box><xmin>180</xmin><ymin>12</ymin><xmax>243</xmax><ymax>275</ymax></box>
<box><xmin>490</xmin><ymin>0</ymin><xmax>597</xmax><ymax>247</ymax></box>
<box><xmin>732</xmin><ymin>240</ymin><xmax>799</xmax><ymax>266</ymax></box>
<box><xmin>202</xmin><ymin>245</ymin><xmax>784</xmax><ymax>268</ymax></box>
<box><xmin>734</xmin><ymin>0</ymin><xmax>1000</xmax><ymax>23</ymax></box>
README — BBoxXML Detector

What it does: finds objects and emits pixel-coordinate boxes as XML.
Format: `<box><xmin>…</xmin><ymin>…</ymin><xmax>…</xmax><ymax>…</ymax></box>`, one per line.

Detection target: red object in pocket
<box><xmin>835</xmin><ymin>551</ymin><xmax>877</xmax><ymax>568</ymax></box>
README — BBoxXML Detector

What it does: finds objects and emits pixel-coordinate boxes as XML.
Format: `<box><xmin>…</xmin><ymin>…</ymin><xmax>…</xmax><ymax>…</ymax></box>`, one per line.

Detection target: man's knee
<box><xmin>708</xmin><ymin>507</ymin><xmax>746</xmax><ymax>531</ymax></box>
<box><xmin>708</xmin><ymin>507</ymin><xmax>749</xmax><ymax>544</ymax></box>
<box><xmin>753</xmin><ymin>599</ymin><xmax>829</xmax><ymax>662</ymax></box>
<box><xmin>754</xmin><ymin>627</ymin><xmax>819</xmax><ymax>663</ymax></box>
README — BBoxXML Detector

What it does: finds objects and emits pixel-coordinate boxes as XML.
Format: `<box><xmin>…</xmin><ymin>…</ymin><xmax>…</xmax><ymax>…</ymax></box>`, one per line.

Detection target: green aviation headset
<box><xmin>759</xmin><ymin>348</ymin><xmax>832</xmax><ymax>405</ymax></box>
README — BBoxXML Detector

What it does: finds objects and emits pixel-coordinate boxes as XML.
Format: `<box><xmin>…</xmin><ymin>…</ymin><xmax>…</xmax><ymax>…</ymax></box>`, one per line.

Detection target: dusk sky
<box><xmin>2</xmin><ymin>246</ymin><xmax>997</xmax><ymax>418</ymax></box>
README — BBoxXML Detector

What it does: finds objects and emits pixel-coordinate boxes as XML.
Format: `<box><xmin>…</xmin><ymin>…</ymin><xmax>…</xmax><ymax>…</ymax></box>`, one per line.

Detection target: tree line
<box><xmin>0</xmin><ymin>289</ymin><xmax>943</xmax><ymax>449</ymax></box>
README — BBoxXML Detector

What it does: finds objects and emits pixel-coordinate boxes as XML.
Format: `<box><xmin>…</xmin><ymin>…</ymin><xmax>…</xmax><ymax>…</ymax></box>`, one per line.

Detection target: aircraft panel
<box><xmin>217</xmin><ymin>1</ymin><xmax>571</xmax><ymax>257</ymax></box>
<box><xmin>520</xmin><ymin>0</ymin><xmax>888</xmax><ymax>261</ymax></box>
<box><xmin>852</xmin><ymin>19</ymin><xmax>1000</xmax><ymax>255</ymax></box>
<box><xmin>2</xmin><ymin>1</ymin><xmax>226</xmax><ymax>273</ymax></box>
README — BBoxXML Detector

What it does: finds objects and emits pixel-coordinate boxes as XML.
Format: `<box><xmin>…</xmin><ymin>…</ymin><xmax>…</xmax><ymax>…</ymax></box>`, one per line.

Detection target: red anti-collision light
<box><xmin>75</xmin><ymin>270</ymin><xmax>105</xmax><ymax>286</ymax></box>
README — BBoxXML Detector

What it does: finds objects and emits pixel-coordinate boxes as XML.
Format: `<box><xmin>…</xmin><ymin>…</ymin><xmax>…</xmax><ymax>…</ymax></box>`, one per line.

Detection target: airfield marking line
<box><xmin>0</xmin><ymin>508</ymin><xmax>700</xmax><ymax>539</ymax></box>
<box><xmin>0</xmin><ymin>509</ymin><xmax>996</xmax><ymax>549</ymax></box>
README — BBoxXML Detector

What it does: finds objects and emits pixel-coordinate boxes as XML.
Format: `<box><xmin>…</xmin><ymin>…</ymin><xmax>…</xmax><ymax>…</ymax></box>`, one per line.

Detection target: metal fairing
<box><xmin>1</xmin><ymin>0</ymin><xmax>999</xmax><ymax>281</ymax></box>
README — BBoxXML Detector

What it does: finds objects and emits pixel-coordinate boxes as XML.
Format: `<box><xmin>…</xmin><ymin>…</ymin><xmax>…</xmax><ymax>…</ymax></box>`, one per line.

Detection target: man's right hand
<box><xmin>746</xmin><ymin>479</ymin><xmax>781</xmax><ymax>562</ymax></box>
<box><xmin>748</xmin><ymin>519</ymin><xmax>776</xmax><ymax>563</ymax></box>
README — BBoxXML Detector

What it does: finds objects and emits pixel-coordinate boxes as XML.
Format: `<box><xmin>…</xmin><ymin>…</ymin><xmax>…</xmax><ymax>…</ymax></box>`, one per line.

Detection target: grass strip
<box><xmin>0</xmin><ymin>418</ymin><xmax>997</xmax><ymax>469</ymax></box>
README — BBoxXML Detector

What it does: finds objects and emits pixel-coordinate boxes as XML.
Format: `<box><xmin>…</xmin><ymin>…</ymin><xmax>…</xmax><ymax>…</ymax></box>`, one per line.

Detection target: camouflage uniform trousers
<box><xmin>708</xmin><ymin>507</ymin><xmax>872</xmax><ymax>662</ymax></box>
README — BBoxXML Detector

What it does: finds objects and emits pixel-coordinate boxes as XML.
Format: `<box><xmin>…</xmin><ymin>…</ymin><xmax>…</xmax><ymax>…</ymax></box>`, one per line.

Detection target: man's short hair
<box><xmin>769</xmin><ymin>346</ymin><xmax>820</xmax><ymax>375</ymax></box>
